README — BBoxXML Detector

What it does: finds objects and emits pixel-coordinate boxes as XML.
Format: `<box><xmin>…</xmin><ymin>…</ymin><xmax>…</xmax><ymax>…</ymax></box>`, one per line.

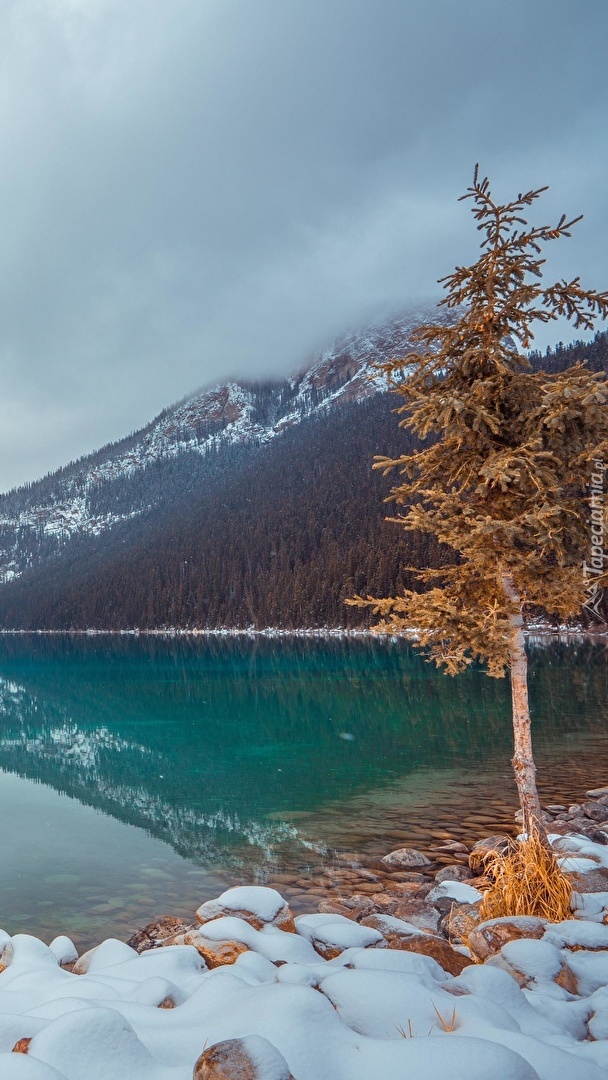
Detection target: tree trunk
<box><xmin>502</xmin><ymin>572</ymin><xmax>547</xmax><ymax>843</ymax></box>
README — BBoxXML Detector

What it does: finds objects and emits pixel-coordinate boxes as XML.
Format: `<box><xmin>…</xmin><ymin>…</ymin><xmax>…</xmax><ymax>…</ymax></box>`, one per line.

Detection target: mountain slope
<box><xmin>0</xmin><ymin>310</ymin><xmax>433</xmax><ymax>586</ymax></box>
<box><xmin>0</xmin><ymin>320</ymin><xmax>605</xmax><ymax>631</ymax></box>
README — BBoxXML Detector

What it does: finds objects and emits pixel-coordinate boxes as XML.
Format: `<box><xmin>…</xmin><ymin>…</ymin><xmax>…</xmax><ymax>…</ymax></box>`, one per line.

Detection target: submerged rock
<box><xmin>381</xmin><ymin>848</ymin><xmax>432</xmax><ymax>870</ymax></box>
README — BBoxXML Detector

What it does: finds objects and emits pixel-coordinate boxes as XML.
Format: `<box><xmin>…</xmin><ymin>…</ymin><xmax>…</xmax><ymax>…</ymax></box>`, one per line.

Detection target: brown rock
<box><xmin>412</xmin><ymin>882</ymin><xmax>436</xmax><ymax>900</ymax></box>
<box><xmin>487</xmin><ymin>946</ymin><xmax>579</xmax><ymax>995</ymax></box>
<box><xmin>555</xmin><ymin>964</ymin><xmax>579</xmax><ymax>994</ymax></box>
<box><xmin>467</xmin><ymin>916</ymin><xmax>545</xmax><ymax>962</ymax></box>
<box><xmin>389</xmin><ymin>899</ymin><xmax>441</xmax><ymax>935</ymax></box>
<box><xmin>465</xmin><ymin>875</ymin><xmax>492</xmax><ymax>890</ymax></box>
<box><xmin>12</xmin><ymin>1039</ymin><xmax>31</xmax><ymax>1054</ymax></box>
<box><xmin>337</xmin><ymin>894</ymin><xmax>377</xmax><ymax>918</ymax></box>
<box><xmin>484</xmin><ymin>953</ymin><xmax>528</xmax><ymax>988</ymax></box>
<box><xmin>194</xmin><ymin>1036</ymin><xmax>294</xmax><ymax>1080</ymax></box>
<box><xmin>468</xmin><ymin>836</ymin><xmax>512</xmax><ymax>875</ymax></box>
<box><xmin>586</xmin><ymin>787</ymin><xmax>608</xmax><ymax>798</ymax></box>
<box><xmin>158</xmin><ymin>997</ymin><xmax>176</xmax><ymax>1009</ymax></box>
<box><xmin>72</xmin><ymin>946</ymin><xmax>98</xmax><ymax>975</ymax></box>
<box><xmin>384</xmin><ymin>871</ymin><xmax>429</xmax><ymax>883</ymax></box>
<box><xmin>434</xmin><ymin>841</ymin><xmax>469</xmax><ymax>854</ymax></box>
<box><xmin>127</xmin><ymin>916</ymin><xmax>192</xmax><ymax>954</ymax></box>
<box><xmin>440</xmin><ymin>901</ymin><xmax>483</xmax><ymax>945</ymax></box>
<box><xmin>435</xmin><ymin>865</ymin><xmax>472</xmax><ymax>884</ymax></box>
<box><xmin>381</xmin><ymin>848</ymin><xmax>432</xmax><ymax>870</ymax></box>
<box><xmin>370</xmin><ymin>892</ymin><xmax>396</xmax><ymax>909</ymax></box>
<box><xmin>181</xmin><ymin>930</ymin><xmax>248</xmax><ymax>968</ymax></box>
<box><xmin>565</xmin><ymin>867</ymin><xmax>608</xmax><ymax>894</ymax></box>
<box><xmin>316</xmin><ymin>900</ymin><xmax>356</xmax><ymax>919</ymax></box>
<box><xmin>583</xmin><ymin>802</ymin><xmax>608</xmax><ymax>823</ymax></box>
<box><xmin>386</xmin><ymin>932</ymin><xmax>470</xmax><ymax>976</ymax></box>
<box><xmin>360</xmin><ymin>913</ymin><xmax>469</xmax><ymax>974</ymax></box>
<box><xmin>196</xmin><ymin>888</ymin><xmax>295</xmax><ymax>933</ymax></box>
<box><xmin>383</xmin><ymin>882</ymin><xmax>423</xmax><ymax>896</ymax></box>
<box><xmin>361</xmin><ymin>913</ymin><xmax>417</xmax><ymax>936</ymax></box>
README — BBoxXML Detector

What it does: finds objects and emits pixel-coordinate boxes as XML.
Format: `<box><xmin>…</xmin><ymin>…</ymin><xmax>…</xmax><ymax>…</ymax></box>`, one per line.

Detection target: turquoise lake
<box><xmin>0</xmin><ymin>634</ymin><xmax>606</xmax><ymax>947</ymax></box>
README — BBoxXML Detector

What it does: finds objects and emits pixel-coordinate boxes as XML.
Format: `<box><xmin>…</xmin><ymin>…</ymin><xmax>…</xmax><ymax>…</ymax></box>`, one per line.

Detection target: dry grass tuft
<box><xmin>432</xmin><ymin>1003</ymin><xmax>459</xmax><ymax>1032</ymax></box>
<box><xmin>479</xmin><ymin>831</ymin><xmax>572</xmax><ymax>923</ymax></box>
<box><xmin>396</xmin><ymin>1020</ymin><xmax>415</xmax><ymax>1039</ymax></box>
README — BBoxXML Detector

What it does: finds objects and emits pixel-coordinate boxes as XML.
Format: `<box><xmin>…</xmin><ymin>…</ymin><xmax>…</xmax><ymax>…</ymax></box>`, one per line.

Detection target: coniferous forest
<box><xmin>0</xmin><ymin>331</ymin><xmax>605</xmax><ymax>630</ymax></box>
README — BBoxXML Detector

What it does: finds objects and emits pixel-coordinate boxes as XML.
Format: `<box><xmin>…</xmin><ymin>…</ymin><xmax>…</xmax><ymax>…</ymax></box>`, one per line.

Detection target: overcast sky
<box><xmin>0</xmin><ymin>0</ymin><xmax>606</xmax><ymax>490</ymax></box>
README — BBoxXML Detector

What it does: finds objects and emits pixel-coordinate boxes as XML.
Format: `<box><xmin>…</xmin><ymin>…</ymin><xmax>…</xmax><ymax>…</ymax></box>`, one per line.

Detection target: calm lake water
<box><xmin>0</xmin><ymin>633</ymin><xmax>606</xmax><ymax>947</ymax></box>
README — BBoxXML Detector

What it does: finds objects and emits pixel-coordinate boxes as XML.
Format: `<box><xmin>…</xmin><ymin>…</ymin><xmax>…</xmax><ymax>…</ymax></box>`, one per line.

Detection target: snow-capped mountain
<box><xmin>0</xmin><ymin>309</ymin><xmax>434</xmax><ymax>585</ymax></box>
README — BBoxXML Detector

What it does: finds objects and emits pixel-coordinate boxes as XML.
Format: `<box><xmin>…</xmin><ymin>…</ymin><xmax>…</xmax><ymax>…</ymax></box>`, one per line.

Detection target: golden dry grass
<box><xmin>479</xmin><ymin>831</ymin><xmax>572</xmax><ymax>923</ymax></box>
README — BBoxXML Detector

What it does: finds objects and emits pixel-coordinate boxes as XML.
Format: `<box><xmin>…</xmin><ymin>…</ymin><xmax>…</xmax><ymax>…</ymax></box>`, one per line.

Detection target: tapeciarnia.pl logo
<box><xmin>582</xmin><ymin>459</ymin><xmax>606</xmax><ymax>619</ymax></box>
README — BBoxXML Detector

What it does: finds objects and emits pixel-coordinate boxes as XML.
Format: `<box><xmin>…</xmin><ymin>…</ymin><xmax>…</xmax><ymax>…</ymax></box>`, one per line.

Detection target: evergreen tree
<box><xmin>349</xmin><ymin>168</ymin><xmax>608</xmax><ymax>839</ymax></box>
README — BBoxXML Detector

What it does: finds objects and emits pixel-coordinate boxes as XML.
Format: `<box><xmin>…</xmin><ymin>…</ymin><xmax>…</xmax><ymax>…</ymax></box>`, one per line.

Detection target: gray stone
<box><xmin>381</xmin><ymin>848</ymin><xmax>432</xmax><ymax>870</ymax></box>
<box><xmin>435</xmin><ymin>864</ymin><xmax>472</xmax><ymax>884</ymax></box>
<box><xmin>468</xmin><ymin>836</ymin><xmax>512</xmax><ymax>874</ymax></box>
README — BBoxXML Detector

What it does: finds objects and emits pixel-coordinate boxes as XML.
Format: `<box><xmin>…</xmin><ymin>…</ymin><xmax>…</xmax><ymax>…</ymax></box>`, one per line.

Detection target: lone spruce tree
<box><xmin>349</xmin><ymin>168</ymin><xmax>608</xmax><ymax>840</ymax></box>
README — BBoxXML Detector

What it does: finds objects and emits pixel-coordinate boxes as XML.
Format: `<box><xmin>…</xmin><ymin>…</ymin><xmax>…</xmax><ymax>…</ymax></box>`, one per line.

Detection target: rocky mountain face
<box><xmin>0</xmin><ymin>309</ymin><xmax>433</xmax><ymax>587</ymax></box>
<box><xmin>1</xmin><ymin>316</ymin><xmax>602</xmax><ymax>631</ymax></box>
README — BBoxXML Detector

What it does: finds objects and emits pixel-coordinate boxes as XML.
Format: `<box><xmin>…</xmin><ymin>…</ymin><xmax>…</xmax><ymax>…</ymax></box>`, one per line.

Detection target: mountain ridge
<box><xmin>0</xmin><ymin>308</ymin><xmax>437</xmax><ymax>584</ymax></box>
<box><xmin>0</xmin><ymin>318</ymin><xmax>606</xmax><ymax>630</ymax></box>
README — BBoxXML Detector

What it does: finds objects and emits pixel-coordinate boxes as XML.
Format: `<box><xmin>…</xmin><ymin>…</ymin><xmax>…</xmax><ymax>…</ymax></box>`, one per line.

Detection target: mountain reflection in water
<box><xmin>0</xmin><ymin>634</ymin><xmax>606</xmax><ymax>943</ymax></box>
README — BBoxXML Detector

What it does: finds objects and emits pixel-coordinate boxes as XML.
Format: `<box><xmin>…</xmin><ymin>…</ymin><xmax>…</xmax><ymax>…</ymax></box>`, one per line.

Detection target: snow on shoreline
<box><xmin>0</xmin><ymin>625</ymin><xmax>605</xmax><ymax>639</ymax></box>
<box><xmin>3</xmin><ymin>839</ymin><xmax>608</xmax><ymax>1079</ymax></box>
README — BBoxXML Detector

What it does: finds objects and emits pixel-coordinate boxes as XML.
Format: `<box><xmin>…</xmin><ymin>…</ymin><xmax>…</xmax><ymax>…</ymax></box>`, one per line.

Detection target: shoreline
<box><xmin>0</xmin><ymin>624</ymin><xmax>606</xmax><ymax>638</ymax></box>
<box><xmin>4</xmin><ymin>783</ymin><xmax>608</xmax><ymax>1077</ymax></box>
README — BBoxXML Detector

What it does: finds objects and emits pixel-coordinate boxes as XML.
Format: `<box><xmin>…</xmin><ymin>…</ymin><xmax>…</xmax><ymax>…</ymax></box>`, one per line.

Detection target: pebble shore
<box><xmin>4</xmin><ymin>784</ymin><xmax>608</xmax><ymax>1078</ymax></box>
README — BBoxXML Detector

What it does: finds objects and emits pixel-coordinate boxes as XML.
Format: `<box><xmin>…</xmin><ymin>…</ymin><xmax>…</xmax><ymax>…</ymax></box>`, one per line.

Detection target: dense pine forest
<box><xmin>0</xmin><ymin>329</ymin><xmax>605</xmax><ymax>630</ymax></box>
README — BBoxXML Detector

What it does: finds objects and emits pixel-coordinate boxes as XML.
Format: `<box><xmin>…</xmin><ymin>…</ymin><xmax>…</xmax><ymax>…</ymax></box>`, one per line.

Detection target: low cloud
<box><xmin>0</xmin><ymin>0</ymin><xmax>606</xmax><ymax>488</ymax></box>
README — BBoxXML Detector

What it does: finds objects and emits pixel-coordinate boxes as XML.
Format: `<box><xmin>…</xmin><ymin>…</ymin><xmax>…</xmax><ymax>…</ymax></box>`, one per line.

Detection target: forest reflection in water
<box><xmin>0</xmin><ymin>633</ymin><xmax>605</xmax><ymax>944</ymax></box>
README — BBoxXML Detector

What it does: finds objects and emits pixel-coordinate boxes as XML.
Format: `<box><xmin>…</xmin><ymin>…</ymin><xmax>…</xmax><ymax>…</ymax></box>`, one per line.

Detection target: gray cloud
<box><xmin>0</xmin><ymin>0</ymin><xmax>607</xmax><ymax>488</ymax></box>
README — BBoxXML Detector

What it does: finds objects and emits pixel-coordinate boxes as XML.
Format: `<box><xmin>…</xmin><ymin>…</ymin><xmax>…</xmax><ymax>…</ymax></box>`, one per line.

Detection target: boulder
<box><xmin>181</xmin><ymin>929</ymin><xmax>248</xmax><ymax>968</ymax></box>
<box><xmin>486</xmin><ymin>938</ymin><xmax>579</xmax><ymax>994</ymax></box>
<box><xmin>468</xmin><ymin>836</ymin><xmax>512</xmax><ymax>875</ymax></box>
<box><xmin>381</xmin><ymin>848</ymin><xmax>432</xmax><ymax>870</ymax></box>
<box><xmin>385</xmin><ymin>931</ymin><xmax>471</xmax><ymax>976</ymax></box>
<box><xmin>196</xmin><ymin>887</ymin><xmax>295</xmax><ymax>933</ymax></box>
<box><xmin>193</xmin><ymin>1036</ymin><xmax>294</xmax><ymax>1080</ymax></box>
<box><xmin>434</xmin><ymin>840</ymin><xmax>469</xmax><ymax>854</ymax></box>
<box><xmin>435</xmin><ymin>864</ymin><xmax>472</xmax><ymax>883</ymax></box>
<box><xmin>294</xmin><ymin>914</ymin><xmax>383</xmax><ymax>959</ymax></box>
<box><xmin>316</xmin><ymin>900</ymin><xmax>356</xmax><ymax>919</ymax></box>
<box><xmin>440</xmin><ymin>901</ymin><xmax>483</xmax><ymax>944</ymax></box>
<box><xmin>467</xmin><ymin>916</ymin><xmax>545</xmax><ymax>962</ymax></box>
<box><xmin>359</xmin><ymin>914</ymin><xmax>469</xmax><ymax>975</ymax></box>
<box><xmin>583</xmin><ymin>802</ymin><xmax>608</xmax><ymax>823</ymax></box>
<box><xmin>127</xmin><ymin>915</ymin><xmax>192</xmax><ymax>954</ymax></box>
<box><xmin>565</xmin><ymin>868</ymin><xmax>608</xmax><ymax>894</ymax></box>
<box><xmin>587</xmin><ymin>787</ymin><xmax>608</xmax><ymax>798</ymax></box>
<box><xmin>388</xmin><ymin>899</ymin><xmax>441</xmax><ymax>935</ymax></box>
